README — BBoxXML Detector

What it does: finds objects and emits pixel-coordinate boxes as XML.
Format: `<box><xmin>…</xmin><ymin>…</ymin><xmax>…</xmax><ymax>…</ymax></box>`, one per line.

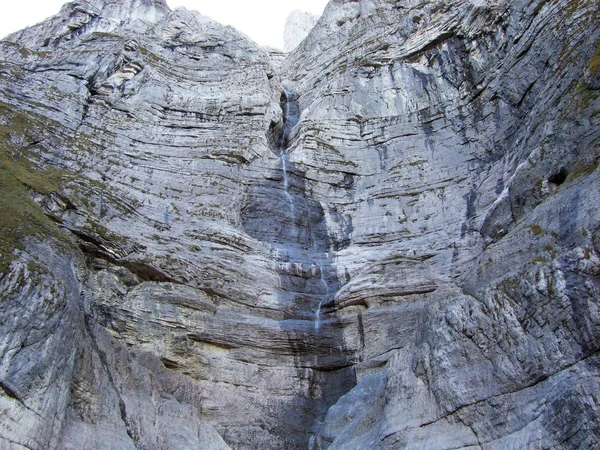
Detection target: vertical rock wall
<box><xmin>283</xmin><ymin>0</ymin><xmax>600</xmax><ymax>447</ymax></box>
<box><xmin>0</xmin><ymin>0</ymin><xmax>599</xmax><ymax>449</ymax></box>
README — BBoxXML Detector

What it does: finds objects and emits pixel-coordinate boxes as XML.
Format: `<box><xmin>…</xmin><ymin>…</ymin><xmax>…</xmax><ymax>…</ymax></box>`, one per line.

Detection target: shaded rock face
<box><xmin>0</xmin><ymin>0</ymin><xmax>599</xmax><ymax>449</ymax></box>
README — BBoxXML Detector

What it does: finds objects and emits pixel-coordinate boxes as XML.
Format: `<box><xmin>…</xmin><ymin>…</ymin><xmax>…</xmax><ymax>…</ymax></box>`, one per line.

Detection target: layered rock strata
<box><xmin>283</xmin><ymin>0</ymin><xmax>600</xmax><ymax>447</ymax></box>
<box><xmin>0</xmin><ymin>0</ymin><xmax>599</xmax><ymax>449</ymax></box>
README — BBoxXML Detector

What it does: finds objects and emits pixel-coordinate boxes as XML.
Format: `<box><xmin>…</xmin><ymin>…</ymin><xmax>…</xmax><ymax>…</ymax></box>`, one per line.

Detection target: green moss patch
<box><xmin>0</xmin><ymin>106</ymin><xmax>68</xmax><ymax>274</ymax></box>
<box><xmin>566</xmin><ymin>158</ymin><xmax>600</xmax><ymax>183</ymax></box>
<box><xmin>527</xmin><ymin>224</ymin><xmax>544</xmax><ymax>235</ymax></box>
<box><xmin>588</xmin><ymin>39</ymin><xmax>600</xmax><ymax>78</ymax></box>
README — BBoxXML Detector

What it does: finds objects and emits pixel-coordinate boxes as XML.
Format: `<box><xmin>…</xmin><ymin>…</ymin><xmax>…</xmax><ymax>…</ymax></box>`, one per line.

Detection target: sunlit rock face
<box><xmin>0</xmin><ymin>0</ymin><xmax>599</xmax><ymax>449</ymax></box>
<box><xmin>283</xmin><ymin>10</ymin><xmax>319</xmax><ymax>52</ymax></box>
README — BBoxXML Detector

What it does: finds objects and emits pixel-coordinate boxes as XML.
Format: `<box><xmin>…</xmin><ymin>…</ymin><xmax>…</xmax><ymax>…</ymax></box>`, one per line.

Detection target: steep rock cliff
<box><xmin>283</xmin><ymin>10</ymin><xmax>320</xmax><ymax>52</ymax></box>
<box><xmin>0</xmin><ymin>0</ymin><xmax>599</xmax><ymax>449</ymax></box>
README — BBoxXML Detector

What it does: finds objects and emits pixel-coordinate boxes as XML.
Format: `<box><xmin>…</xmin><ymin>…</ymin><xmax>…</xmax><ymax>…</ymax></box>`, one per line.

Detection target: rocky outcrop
<box><xmin>283</xmin><ymin>10</ymin><xmax>319</xmax><ymax>52</ymax></box>
<box><xmin>0</xmin><ymin>0</ymin><xmax>599</xmax><ymax>449</ymax></box>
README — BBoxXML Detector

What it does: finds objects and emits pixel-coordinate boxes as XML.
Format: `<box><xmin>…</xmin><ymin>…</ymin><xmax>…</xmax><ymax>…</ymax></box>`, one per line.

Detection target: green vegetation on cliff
<box><xmin>0</xmin><ymin>102</ymin><xmax>67</xmax><ymax>274</ymax></box>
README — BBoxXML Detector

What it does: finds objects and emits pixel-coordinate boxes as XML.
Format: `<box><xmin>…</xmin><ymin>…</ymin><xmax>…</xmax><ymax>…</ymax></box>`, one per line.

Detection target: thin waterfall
<box><xmin>281</xmin><ymin>152</ymin><xmax>295</xmax><ymax>220</ymax></box>
<box><xmin>238</xmin><ymin>86</ymin><xmax>350</xmax><ymax>448</ymax></box>
<box><xmin>282</xmin><ymin>88</ymin><xmax>300</xmax><ymax>145</ymax></box>
<box><xmin>314</xmin><ymin>259</ymin><xmax>330</xmax><ymax>331</ymax></box>
<box><xmin>279</xmin><ymin>88</ymin><xmax>300</xmax><ymax>225</ymax></box>
<box><xmin>276</xmin><ymin>87</ymin><xmax>338</xmax><ymax>337</ymax></box>
<box><xmin>278</xmin><ymin>88</ymin><xmax>337</xmax><ymax>336</ymax></box>
<box><xmin>315</xmin><ymin>299</ymin><xmax>323</xmax><ymax>331</ymax></box>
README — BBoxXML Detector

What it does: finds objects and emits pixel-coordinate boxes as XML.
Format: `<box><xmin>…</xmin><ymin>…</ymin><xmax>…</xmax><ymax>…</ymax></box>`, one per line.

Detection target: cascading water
<box><xmin>280</xmin><ymin>88</ymin><xmax>300</xmax><ymax>221</ymax></box>
<box><xmin>278</xmin><ymin>89</ymin><xmax>336</xmax><ymax>335</ymax></box>
<box><xmin>282</xmin><ymin>88</ymin><xmax>300</xmax><ymax>145</ymax></box>
<box><xmin>314</xmin><ymin>257</ymin><xmax>331</xmax><ymax>332</ymax></box>
<box><xmin>281</xmin><ymin>152</ymin><xmax>295</xmax><ymax>219</ymax></box>
<box><xmin>242</xmin><ymin>86</ymin><xmax>354</xmax><ymax>449</ymax></box>
<box><xmin>314</xmin><ymin>299</ymin><xmax>323</xmax><ymax>331</ymax></box>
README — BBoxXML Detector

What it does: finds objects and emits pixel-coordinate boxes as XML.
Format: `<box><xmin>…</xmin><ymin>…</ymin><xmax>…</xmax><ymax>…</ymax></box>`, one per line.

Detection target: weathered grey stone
<box><xmin>283</xmin><ymin>10</ymin><xmax>320</xmax><ymax>52</ymax></box>
<box><xmin>280</xmin><ymin>0</ymin><xmax>600</xmax><ymax>447</ymax></box>
<box><xmin>0</xmin><ymin>0</ymin><xmax>599</xmax><ymax>449</ymax></box>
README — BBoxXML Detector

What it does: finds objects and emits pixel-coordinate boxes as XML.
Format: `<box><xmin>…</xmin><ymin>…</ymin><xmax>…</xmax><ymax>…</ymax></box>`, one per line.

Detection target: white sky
<box><xmin>0</xmin><ymin>0</ymin><xmax>328</xmax><ymax>49</ymax></box>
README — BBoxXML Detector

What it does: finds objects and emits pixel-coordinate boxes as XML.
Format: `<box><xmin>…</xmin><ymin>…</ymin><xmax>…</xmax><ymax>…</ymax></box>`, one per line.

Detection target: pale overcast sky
<box><xmin>0</xmin><ymin>0</ymin><xmax>328</xmax><ymax>49</ymax></box>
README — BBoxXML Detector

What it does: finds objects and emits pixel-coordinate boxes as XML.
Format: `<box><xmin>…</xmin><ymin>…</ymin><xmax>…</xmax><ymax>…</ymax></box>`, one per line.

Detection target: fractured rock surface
<box><xmin>0</xmin><ymin>0</ymin><xmax>599</xmax><ymax>449</ymax></box>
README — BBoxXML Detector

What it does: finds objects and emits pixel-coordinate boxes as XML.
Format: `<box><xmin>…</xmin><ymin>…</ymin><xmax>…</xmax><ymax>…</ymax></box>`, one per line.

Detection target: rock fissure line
<box><xmin>0</xmin><ymin>434</ymin><xmax>35</xmax><ymax>450</ymax></box>
<box><xmin>418</xmin><ymin>348</ymin><xmax>600</xmax><ymax>433</ymax></box>
<box><xmin>83</xmin><ymin>318</ymin><xmax>138</xmax><ymax>445</ymax></box>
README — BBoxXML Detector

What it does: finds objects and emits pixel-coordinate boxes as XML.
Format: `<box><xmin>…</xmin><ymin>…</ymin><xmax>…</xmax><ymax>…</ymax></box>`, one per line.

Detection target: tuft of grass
<box><xmin>588</xmin><ymin>39</ymin><xmax>600</xmax><ymax>78</ymax></box>
<box><xmin>563</xmin><ymin>0</ymin><xmax>583</xmax><ymax>22</ymax></box>
<box><xmin>570</xmin><ymin>40</ymin><xmax>600</xmax><ymax>111</ymax></box>
<box><xmin>566</xmin><ymin>158</ymin><xmax>599</xmax><ymax>183</ymax></box>
<box><xmin>0</xmin><ymin>154</ymin><xmax>66</xmax><ymax>273</ymax></box>
<box><xmin>527</xmin><ymin>224</ymin><xmax>544</xmax><ymax>235</ymax></box>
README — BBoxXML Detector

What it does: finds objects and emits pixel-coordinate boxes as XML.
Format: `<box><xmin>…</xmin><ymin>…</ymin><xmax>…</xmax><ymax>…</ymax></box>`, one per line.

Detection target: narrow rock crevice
<box><xmin>83</xmin><ymin>317</ymin><xmax>138</xmax><ymax>446</ymax></box>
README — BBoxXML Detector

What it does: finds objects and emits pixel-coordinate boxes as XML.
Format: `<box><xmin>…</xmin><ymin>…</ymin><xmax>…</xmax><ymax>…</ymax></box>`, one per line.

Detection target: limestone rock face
<box><xmin>0</xmin><ymin>0</ymin><xmax>599</xmax><ymax>449</ymax></box>
<box><xmin>282</xmin><ymin>0</ymin><xmax>600</xmax><ymax>447</ymax></box>
<box><xmin>283</xmin><ymin>10</ymin><xmax>320</xmax><ymax>52</ymax></box>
